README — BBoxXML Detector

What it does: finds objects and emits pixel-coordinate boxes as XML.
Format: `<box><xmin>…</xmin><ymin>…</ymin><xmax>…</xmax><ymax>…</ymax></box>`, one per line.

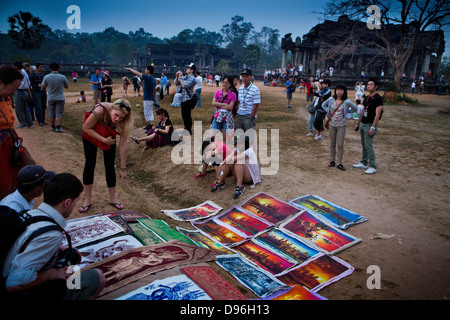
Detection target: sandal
<box><xmin>194</xmin><ymin>172</ymin><xmax>208</xmax><ymax>178</ymax></box>
<box><xmin>109</xmin><ymin>202</ymin><xmax>124</xmax><ymax>210</ymax></box>
<box><xmin>79</xmin><ymin>204</ymin><xmax>92</xmax><ymax>213</ymax></box>
<box><xmin>131</xmin><ymin>136</ymin><xmax>140</xmax><ymax>144</ymax></box>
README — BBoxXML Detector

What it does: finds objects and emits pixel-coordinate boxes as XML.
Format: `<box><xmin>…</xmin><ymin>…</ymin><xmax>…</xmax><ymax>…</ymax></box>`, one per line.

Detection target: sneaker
<box><xmin>233</xmin><ymin>186</ymin><xmax>245</xmax><ymax>199</ymax></box>
<box><xmin>314</xmin><ymin>135</ymin><xmax>324</xmax><ymax>140</ymax></box>
<box><xmin>211</xmin><ymin>181</ymin><xmax>226</xmax><ymax>192</ymax></box>
<box><xmin>55</xmin><ymin>128</ymin><xmax>65</xmax><ymax>133</ymax></box>
<box><xmin>365</xmin><ymin>167</ymin><xmax>377</xmax><ymax>174</ymax></box>
<box><xmin>337</xmin><ymin>164</ymin><xmax>346</xmax><ymax>171</ymax></box>
<box><xmin>15</xmin><ymin>124</ymin><xmax>27</xmax><ymax>129</ymax></box>
<box><xmin>286</xmin><ymin>105</ymin><xmax>291</xmax><ymax>109</ymax></box>
<box><xmin>38</xmin><ymin>122</ymin><xmax>44</xmax><ymax>126</ymax></box>
<box><xmin>353</xmin><ymin>162</ymin><xmax>368</xmax><ymax>169</ymax></box>
<box><xmin>306</xmin><ymin>132</ymin><xmax>314</xmax><ymax>137</ymax></box>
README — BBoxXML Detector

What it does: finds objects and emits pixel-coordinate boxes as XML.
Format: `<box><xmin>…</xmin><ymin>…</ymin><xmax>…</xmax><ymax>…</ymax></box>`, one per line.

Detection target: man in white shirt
<box><xmin>194</xmin><ymin>71</ymin><xmax>203</xmax><ymax>108</ymax></box>
<box><xmin>13</xmin><ymin>62</ymin><xmax>34</xmax><ymax>129</ymax></box>
<box><xmin>236</xmin><ymin>68</ymin><xmax>261</xmax><ymax>132</ymax></box>
<box><xmin>0</xmin><ymin>165</ymin><xmax>55</xmax><ymax>212</ymax></box>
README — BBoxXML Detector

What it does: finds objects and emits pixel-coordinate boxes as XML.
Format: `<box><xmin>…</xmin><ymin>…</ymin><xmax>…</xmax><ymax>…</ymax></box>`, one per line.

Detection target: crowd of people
<box><xmin>0</xmin><ymin>57</ymin><xmax>387</xmax><ymax>300</ymax></box>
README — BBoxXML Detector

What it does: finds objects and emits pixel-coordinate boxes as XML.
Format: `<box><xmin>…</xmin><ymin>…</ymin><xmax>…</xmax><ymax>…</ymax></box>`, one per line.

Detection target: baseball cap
<box><xmin>17</xmin><ymin>165</ymin><xmax>56</xmax><ymax>186</ymax></box>
<box><xmin>186</xmin><ymin>63</ymin><xmax>196</xmax><ymax>71</ymax></box>
<box><xmin>240</xmin><ymin>68</ymin><xmax>253</xmax><ymax>76</ymax></box>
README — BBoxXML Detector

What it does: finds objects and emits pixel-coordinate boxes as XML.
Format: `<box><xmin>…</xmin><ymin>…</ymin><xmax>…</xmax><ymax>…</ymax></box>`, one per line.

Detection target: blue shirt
<box><xmin>90</xmin><ymin>74</ymin><xmax>103</xmax><ymax>90</ymax></box>
<box><xmin>160</xmin><ymin>76</ymin><xmax>168</xmax><ymax>85</ymax></box>
<box><xmin>142</xmin><ymin>74</ymin><xmax>156</xmax><ymax>101</ymax></box>
<box><xmin>0</xmin><ymin>190</ymin><xmax>34</xmax><ymax>212</ymax></box>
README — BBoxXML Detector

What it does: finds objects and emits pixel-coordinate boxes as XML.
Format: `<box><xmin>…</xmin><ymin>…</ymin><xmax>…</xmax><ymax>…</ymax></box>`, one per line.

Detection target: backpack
<box><xmin>0</xmin><ymin>206</ymin><xmax>72</xmax><ymax>297</ymax></box>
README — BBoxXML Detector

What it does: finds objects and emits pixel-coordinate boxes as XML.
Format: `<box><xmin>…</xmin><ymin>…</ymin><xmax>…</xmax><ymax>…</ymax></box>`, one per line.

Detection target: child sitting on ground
<box><xmin>353</xmin><ymin>99</ymin><xmax>364</xmax><ymax>120</ymax></box>
<box><xmin>77</xmin><ymin>91</ymin><xmax>86</xmax><ymax>103</ymax></box>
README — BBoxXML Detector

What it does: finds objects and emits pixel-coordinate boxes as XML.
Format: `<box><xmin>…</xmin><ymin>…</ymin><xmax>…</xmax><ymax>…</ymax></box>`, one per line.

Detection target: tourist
<box><xmin>29</xmin><ymin>63</ymin><xmax>47</xmax><ymax>126</ymax></box>
<box><xmin>285</xmin><ymin>75</ymin><xmax>296</xmax><ymax>109</ymax></box>
<box><xmin>175</xmin><ymin>63</ymin><xmax>196</xmax><ymax>134</ymax></box>
<box><xmin>208</xmin><ymin>74</ymin><xmax>213</xmax><ymax>87</ymax></box>
<box><xmin>90</xmin><ymin>68</ymin><xmax>103</xmax><ymax>105</ymax></box>
<box><xmin>322</xmin><ymin>83</ymin><xmax>358</xmax><ymax>171</ymax></box>
<box><xmin>72</xmin><ymin>70</ymin><xmax>78</xmax><ymax>84</ymax></box>
<box><xmin>195</xmin><ymin>136</ymin><xmax>232</xmax><ymax>187</ymax></box>
<box><xmin>122</xmin><ymin>74</ymin><xmax>130</xmax><ymax>98</ymax></box>
<box><xmin>160</xmin><ymin>73</ymin><xmax>168</xmax><ymax>96</ymax></box>
<box><xmin>131</xmin><ymin>73</ymin><xmax>142</xmax><ymax>97</ymax></box>
<box><xmin>80</xmin><ymin>99</ymin><xmax>133</xmax><ymax>212</ymax></box>
<box><xmin>77</xmin><ymin>91</ymin><xmax>86</xmax><ymax>103</ymax></box>
<box><xmin>40</xmin><ymin>63</ymin><xmax>69</xmax><ymax>133</ymax></box>
<box><xmin>13</xmin><ymin>62</ymin><xmax>33</xmax><ymax>129</ymax></box>
<box><xmin>126</xmin><ymin>66</ymin><xmax>156</xmax><ymax>129</ymax></box>
<box><xmin>236</xmin><ymin>68</ymin><xmax>261</xmax><ymax>133</ymax></box>
<box><xmin>0</xmin><ymin>66</ymin><xmax>26</xmax><ymax>200</ymax></box>
<box><xmin>154</xmin><ymin>78</ymin><xmax>162</xmax><ymax>109</ymax></box>
<box><xmin>195</xmin><ymin>71</ymin><xmax>203</xmax><ymax>108</ymax></box>
<box><xmin>0</xmin><ymin>164</ymin><xmax>55</xmax><ymax>212</ymax></box>
<box><xmin>313</xmin><ymin>79</ymin><xmax>332</xmax><ymax>140</ymax></box>
<box><xmin>211</xmin><ymin>135</ymin><xmax>261</xmax><ymax>199</ymax></box>
<box><xmin>353</xmin><ymin>78</ymin><xmax>384</xmax><ymax>175</ymax></box>
<box><xmin>101</xmin><ymin>71</ymin><xmax>113</xmax><ymax>103</ymax></box>
<box><xmin>131</xmin><ymin>108</ymin><xmax>172</xmax><ymax>151</ymax></box>
<box><xmin>215</xmin><ymin>74</ymin><xmax>221</xmax><ymax>87</ymax></box>
<box><xmin>305</xmin><ymin>77</ymin><xmax>314</xmax><ymax>106</ymax></box>
<box><xmin>211</xmin><ymin>76</ymin><xmax>237</xmax><ymax>142</ymax></box>
<box><xmin>355</xmin><ymin>81</ymin><xmax>365</xmax><ymax>101</ymax></box>
<box><xmin>3</xmin><ymin>173</ymin><xmax>106</xmax><ymax>300</ymax></box>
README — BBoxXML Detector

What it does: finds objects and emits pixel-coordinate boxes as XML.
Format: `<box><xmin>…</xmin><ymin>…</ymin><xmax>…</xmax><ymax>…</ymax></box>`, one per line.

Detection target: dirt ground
<box><xmin>17</xmin><ymin>78</ymin><xmax>450</xmax><ymax>300</ymax></box>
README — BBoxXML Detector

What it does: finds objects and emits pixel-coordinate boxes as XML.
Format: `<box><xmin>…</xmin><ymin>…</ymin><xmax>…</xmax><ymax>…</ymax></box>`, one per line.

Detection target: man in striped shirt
<box><xmin>236</xmin><ymin>68</ymin><xmax>261</xmax><ymax>132</ymax></box>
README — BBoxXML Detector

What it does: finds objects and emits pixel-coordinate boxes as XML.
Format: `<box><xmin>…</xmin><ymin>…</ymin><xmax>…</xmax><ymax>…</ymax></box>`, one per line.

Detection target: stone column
<box><xmin>282</xmin><ymin>50</ymin><xmax>288</xmax><ymax>69</ymax></box>
<box><xmin>421</xmin><ymin>49</ymin><xmax>431</xmax><ymax>75</ymax></box>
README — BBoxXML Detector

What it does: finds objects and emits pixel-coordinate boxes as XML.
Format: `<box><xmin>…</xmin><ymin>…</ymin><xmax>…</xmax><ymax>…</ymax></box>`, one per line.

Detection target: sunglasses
<box><xmin>116</xmin><ymin>102</ymin><xmax>131</xmax><ymax>112</ymax></box>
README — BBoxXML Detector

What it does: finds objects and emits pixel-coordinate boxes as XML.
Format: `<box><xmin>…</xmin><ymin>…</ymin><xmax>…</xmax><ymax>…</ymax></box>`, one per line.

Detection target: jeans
<box><xmin>14</xmin><ymin>90</ymin><xmax>33</xmax><ymax>126</ymax></box>
<box><xmin>308</xmin><ymin>112</ymin><xmax>316</xmax><ymax>132</ymax></box>
<box><xmin>359</xmin><ymin>122</ymin><xmax>378</xmax><ymax>169</ymax></box>
<box><xmin>195</xmin><ymin>88</ymin><xmax>202</xmax><ymax>108</ymax></box>
<box><xmin>32</xmin><ymin>90</ymin><xmax>45</xmax><ymax>124</ymax></box>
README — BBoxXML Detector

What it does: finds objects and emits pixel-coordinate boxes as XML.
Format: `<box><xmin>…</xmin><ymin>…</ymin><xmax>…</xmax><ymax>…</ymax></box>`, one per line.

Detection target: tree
<box><xmin>323</xmin><ymin>0</ymin><xmax>450</xmax><ymax>90</ymax></box>
<box><xmin>7</xmin><ymin>11</ymin><xmax>47</xmax><ymax>57</ymax></box>
<box><xmin>221</xmin><ymin>16</ymin><xmax>254</xmax><ymax>62</ymax></box>
<box><xmin>242</xmin><ymin>44</ymin><xmax>261</xmax><ymax>70</ymax></box>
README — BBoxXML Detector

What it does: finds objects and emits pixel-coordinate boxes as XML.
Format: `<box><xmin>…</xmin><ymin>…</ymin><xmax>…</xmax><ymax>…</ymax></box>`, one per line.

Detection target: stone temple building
<box><xmin>133</xmin><ymin>43</ymin><xmax>235</xmax><ymax>72</ymax></box>
<box><xmin>281</xmin><ymin>15</ymin><xmax>445</xmax><ymax>79</ymax></box>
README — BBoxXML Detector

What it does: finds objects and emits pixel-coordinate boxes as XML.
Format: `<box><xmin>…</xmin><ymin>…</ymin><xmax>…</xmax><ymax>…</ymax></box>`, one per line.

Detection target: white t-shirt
<box><xmin>234</xmin><ymin>147</ymin><xmax>261</xmax><ymax>188</ymax></box>
<box><xmin>195</xmin><ymin>76</ymin><xmax>203</xmax><ymax>90</ymax></box>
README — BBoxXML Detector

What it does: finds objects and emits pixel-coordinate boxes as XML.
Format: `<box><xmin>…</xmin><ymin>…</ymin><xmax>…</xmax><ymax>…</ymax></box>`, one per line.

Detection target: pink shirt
<box><xmin>213</xmin><ymin>89</ymin><xmax>237</xmax><ymax>105</ymax></box>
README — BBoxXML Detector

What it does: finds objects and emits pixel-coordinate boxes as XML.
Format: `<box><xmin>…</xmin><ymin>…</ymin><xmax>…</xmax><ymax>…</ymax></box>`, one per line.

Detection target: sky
<box><xmin>0</xmin><ymin>0</ymin><xmax>449</xmax><ymax>57</ymax></box>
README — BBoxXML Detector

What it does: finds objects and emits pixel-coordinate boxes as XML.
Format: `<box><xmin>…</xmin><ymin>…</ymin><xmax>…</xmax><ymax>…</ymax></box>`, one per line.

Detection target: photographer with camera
<box><xmin>90</xmin><ymin>68</ymin><xmax>103</xmax><ymax>105</ymax></box>
<box><xmin>2</xmin><ymin>173</ymin><xmax>105</xmax><ymax>300</ymax></box>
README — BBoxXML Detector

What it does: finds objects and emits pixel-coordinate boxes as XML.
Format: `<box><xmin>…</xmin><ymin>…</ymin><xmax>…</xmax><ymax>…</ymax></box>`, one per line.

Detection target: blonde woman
<box><xmin>80</xmin><ymin>99</ymin><xmax>133</xmax><ymax>212</ymax></box>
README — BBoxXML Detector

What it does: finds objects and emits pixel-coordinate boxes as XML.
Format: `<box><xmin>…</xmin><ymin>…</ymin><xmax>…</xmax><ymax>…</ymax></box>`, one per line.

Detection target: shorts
<box><xmin>143</xmin><ymin>100</ymin><xmax>155</xmax><ymax>122</ymax></box>
<box><xmin>211</xmin><ymin>118</ymin><xmax>228</xmax><ymax>131</ymax></box>
<box><xmin>306</xmin><ymin>94</ymin><xmax>313</xmax><ymax>102</ymax></box>
<box><xmin>235</xmin><ymin>114</ymin><xmax>255</xmax><ymax>132</ymax></box>
<box><xmin>286</xmin><ymin>92</ymin><xmax>292</xmax><ymax>100</ymax></box>
<box><xmin>47</xmin><ymin>100</ymin><xmax>65</xmax><ymax>119</ymax></box>
<box><xmin>93</xmin><ymin>89</ymin><xmax>101</xmax><ymax>100</ymax></box>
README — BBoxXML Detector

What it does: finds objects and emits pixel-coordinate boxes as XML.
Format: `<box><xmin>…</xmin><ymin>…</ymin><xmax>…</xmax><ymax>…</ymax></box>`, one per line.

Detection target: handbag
<box><xmin>82</xmin><ymin>104</ymin><xmax>118</xmax><ymax>151</ymax></box>
<box><xmin>0</xmin><ymin>106</ymin><xmax>36</xmax><ymax>167</ymax></box>
<box><xmin>185</xmin><ymin>89</ymin><xmax>198</xmax><ymax>109</ymax></box>
<box><xmin>325</xmin><ymin>100</ymin><xmax>344</xmax><ymax>130</ymax></box>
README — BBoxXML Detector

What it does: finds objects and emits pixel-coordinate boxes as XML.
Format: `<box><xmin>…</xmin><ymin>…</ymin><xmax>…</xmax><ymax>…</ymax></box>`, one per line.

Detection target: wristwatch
<box><xmin>370</xmin><ymin>126</ymin><xmax>376</xmax><ymax>130</ymax></box>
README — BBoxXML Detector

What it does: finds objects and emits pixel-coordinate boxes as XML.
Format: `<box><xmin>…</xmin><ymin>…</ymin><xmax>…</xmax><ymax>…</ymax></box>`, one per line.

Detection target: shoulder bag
<box><xmin>324</xmin><ymin>100</ymin><xmax>344</xmax><ymax>130</ymax></box>
<box><xmin>82</xmin><ymin>104</ymin><xmax>118</xmax><ymax>151</ymax></box>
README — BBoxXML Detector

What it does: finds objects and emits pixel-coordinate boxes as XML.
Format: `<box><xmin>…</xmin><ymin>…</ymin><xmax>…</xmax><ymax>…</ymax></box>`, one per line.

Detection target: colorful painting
<box><xmin>137</xmin><ymin>219</ymin><xmax>196</xmax><ymax>245</ymax></box>
<box><xmin>215</xmin><ymin>206</ymin><xmax>273</xmax><ymax>237</ymax></box>
<box><xmin>232</xmin><ymin>240</ymin><xmax>296</xmax><ymax>275</ymax></box>
<box><xmin>162</xmin><ymin>200</ymin><xmax>222</xmax><ymax>221</ymax></box>
<box><xmin>276</xmin><ymin>253</ymin><xmax>354</xmax><ymax>292</ymax></box>
<box><xmin>64</xmin><ymin>215</ymin><xmax>125</xmax><ymax>248</ymax></box>
<box><xmin>116</xmin><ymin>275</ymin><xmax>211</xmax><ymax>300</ymax></box>
<box><xmin>240</xmin><ymin>193</ymin><xmax>300</xmax><ymax>225</ymax></box>
<box><xmin>191</xmin><ymin>217</ymin><xmax>247</xmax><ymax>246</ymax></box>
<box><xmin>279</xmin><ymin>211</ymin><xmax>361</xmax><ymax>254</ymax></box>
<box><xmin>263</xmin><ymin>285</ymin><xmax>327</xmax><ymax>300</ymax></box>
<box><xmin>290</xmin><ymin>195</ymin><xmax>367</xmax><ymax>229</ymax></box>
<box><xmin>176</xmin><ymin>227</ymin><xmax>235</xmax><ymax>255</ymax></box>
<box><xmin>182</xmin><ymin>266</ymin><xmax>248</xmax><ymax>300</ymax></box>
<box><xmin>254</xmin><ymin>229</ymin><xmax>320</xmax><ymax>264</ymax></box>
<box><xmin>216</xmin><ymin>255</ymin><xmax>289</xmax><ymax>298</ymax></box>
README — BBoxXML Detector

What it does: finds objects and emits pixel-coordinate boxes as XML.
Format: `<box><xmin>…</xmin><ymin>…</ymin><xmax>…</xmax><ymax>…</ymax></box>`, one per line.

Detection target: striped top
<box><xmin>237</xmin><ymin>83</ymin><xmax>261</xmax><ymax>115</ymax></box>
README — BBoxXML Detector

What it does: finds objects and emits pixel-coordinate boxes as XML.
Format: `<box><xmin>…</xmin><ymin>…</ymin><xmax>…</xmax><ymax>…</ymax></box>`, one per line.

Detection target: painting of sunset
<box><xmin>280</xmin><ymin>211</ymin><xmax>360</xmax><ymax>254</ymax></box>
<box><xmin>176</xmin><ymin>227</ymin><xmax>235</xmax><ymax>255</ymax></box>
<box><xmin>240</xmin><ymin>193</ymin><xmax>300</xmax><ymax>225</ymax></box>
<box><xmin>271</xmin><ymin>286</ymin><xmax>326</xmax><ymax>300</ymax></box>
<box><xmin>163</xmin><ymin>201</ymin><xmax>222</xmax><ymax>221</ymax></box>
<box><xmin>216</xmin><ymin>207</ymin><xmax>272</xmax><ymax>237</ymax></box>
<box><xmin>192</xmin><ymin>219</ymin><xmax>246</xmax><ymax>245</ymax></box>
<box><xmin>233</xmin><ymin>240</ymin><xmax>296</xmax><ymax>275</ymax></box>
<box><xmin>276</xmin><ymin>254</ymin><xmax>353</xmax><ymax>291</ymax></box>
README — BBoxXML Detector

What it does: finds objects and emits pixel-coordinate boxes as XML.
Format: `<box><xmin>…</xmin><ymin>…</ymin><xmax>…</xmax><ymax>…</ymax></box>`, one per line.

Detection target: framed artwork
<box><xmin>289</xmin><ymin>195</ymin><xmax>367</xmax><ymax>229</ymax></box>
<box><xmin>176</xmin><ymin>227</ymin><xmax>235</xmax><ymax>255</ymax></box>
<box><xmin>279</xmin><ymin>211</ymin><xmax>361</xmax><ymax>255</ymax></box>
<box><xmin>239</xmin><ymin>193</ymin><xmax>300</xmax><ymax>225</ymax></box>
<box><xmin>191</xmin><ymin>217</ymin><xmax>247</xmax><ymax>246</ymax></box>
<box><xmin>214</xmin><ymin>206</ymin><xmax>273</xmax><ymax>237</ymax></box>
